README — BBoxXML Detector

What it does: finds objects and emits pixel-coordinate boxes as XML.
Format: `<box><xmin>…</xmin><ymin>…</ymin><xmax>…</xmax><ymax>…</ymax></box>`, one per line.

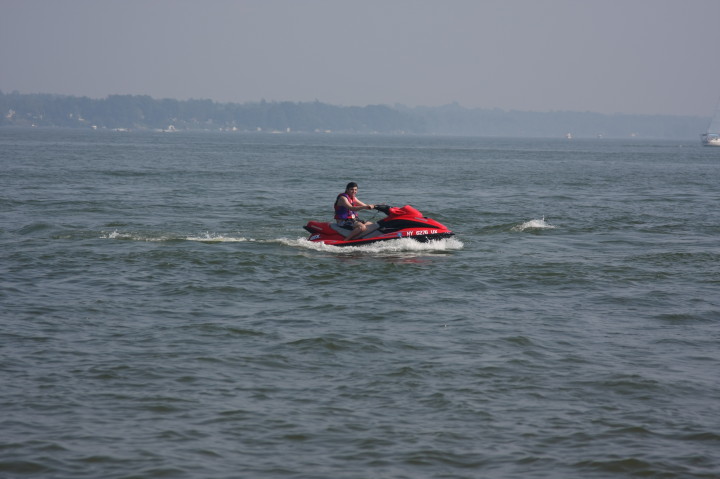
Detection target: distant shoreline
<box><xmin>0</xmin><ymin>91</ymin><xmax>707</xmax><ymax>139</ymax></box>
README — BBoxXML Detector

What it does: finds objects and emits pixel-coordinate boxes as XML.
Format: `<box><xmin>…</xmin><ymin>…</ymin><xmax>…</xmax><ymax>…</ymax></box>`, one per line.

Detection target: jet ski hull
<box><xmin>303</xmin><ymin>205</ymin><xmax>454</xmax><ymax>247</ymax></box>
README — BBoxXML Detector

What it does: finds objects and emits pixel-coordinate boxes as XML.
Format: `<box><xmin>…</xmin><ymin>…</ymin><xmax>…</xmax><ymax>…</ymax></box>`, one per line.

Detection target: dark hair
<box><xmin>346</xmin><ymin>182</ymin><xmax>358</xmax><ymax>190</ymax></box>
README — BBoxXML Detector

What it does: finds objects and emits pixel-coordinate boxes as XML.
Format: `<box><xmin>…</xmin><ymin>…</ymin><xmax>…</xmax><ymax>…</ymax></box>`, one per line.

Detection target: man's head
<box><xmin>345</xmin><ymin>182</ymin><xmax>358</xmax><ymax>195</ymax></box>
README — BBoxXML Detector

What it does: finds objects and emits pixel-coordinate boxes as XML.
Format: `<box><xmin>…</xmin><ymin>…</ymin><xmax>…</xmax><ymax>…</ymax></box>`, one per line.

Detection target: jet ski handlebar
<box><xmin>373</xmin><ymin>205</ymin><xmax>391</xmax><ymax>215</ymax></box>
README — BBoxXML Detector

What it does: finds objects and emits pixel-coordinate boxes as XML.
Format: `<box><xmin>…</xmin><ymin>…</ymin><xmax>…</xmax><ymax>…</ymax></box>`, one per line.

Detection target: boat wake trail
<box><xmin>101</xmin><ymin>230</ymin><xmax>250</xmax><ymax>243</ymax></box>
<box><xmin>280</xmin><ymin>236</ymin><xmax>464</xmax><ymax>253</ymax></box>
<box><xmin>101</xmin><ymin>230</ymin><xmax>464</xmax><ymax>253</ymax></box>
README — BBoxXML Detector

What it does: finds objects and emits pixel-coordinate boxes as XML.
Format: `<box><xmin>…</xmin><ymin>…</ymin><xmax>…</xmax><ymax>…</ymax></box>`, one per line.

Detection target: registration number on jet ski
<box><xmin>406</xmin><ymin>229</ymin><xmax>438</xmax><ymax>236</ymax></box>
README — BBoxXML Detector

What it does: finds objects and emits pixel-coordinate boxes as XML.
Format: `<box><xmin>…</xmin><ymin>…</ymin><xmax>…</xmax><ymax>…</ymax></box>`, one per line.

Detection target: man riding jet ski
<box><xmin>332</xmin><ymin>182</ymin><xmax>377</xmax><ymax>240</ymax></box>
<box><xmin>303</xmin><ymin>182</ymin><xmax>454</xmax><ymax>247</ymax></box>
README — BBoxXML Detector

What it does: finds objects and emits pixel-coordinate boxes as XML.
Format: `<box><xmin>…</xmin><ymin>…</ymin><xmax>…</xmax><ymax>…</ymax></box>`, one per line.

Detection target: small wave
<box><xmin>280</xmin><ymin>236</ymin><xmax>464</xmax><ymax>253</ymax></box>
<box><xmin>16</xmin><ymin>222</ymin><xmax>54</xmax><ymax>235</ymax></box>
<box><xmin>511</xmin><ymin>217</ymin><xmax>556</xmax><ymax>232</ymax></box>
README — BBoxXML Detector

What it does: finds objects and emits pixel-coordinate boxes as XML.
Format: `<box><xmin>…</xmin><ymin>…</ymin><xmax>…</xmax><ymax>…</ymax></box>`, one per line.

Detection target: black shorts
<box><xmin>337</xmin><ymin>218</ymin><xmax>361</xmax><ymax>230</ymax></box>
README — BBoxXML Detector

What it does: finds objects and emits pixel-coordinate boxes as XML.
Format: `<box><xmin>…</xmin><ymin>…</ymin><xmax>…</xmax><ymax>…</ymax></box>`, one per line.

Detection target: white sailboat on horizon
<box><xmin>701</xmin><ymin>97</ymin><xmax>720</xmax><ymax>146</ymax></box>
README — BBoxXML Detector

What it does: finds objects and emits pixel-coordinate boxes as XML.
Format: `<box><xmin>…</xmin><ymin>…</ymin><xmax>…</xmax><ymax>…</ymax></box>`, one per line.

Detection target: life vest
<box><xmin>334</xmin><ymin>193</ymin><xmax>358</xmax><ymax>220</ymax></box>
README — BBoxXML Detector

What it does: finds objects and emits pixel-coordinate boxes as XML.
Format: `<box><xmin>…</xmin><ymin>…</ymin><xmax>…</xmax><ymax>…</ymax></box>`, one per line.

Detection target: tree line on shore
<box><xmin>0</xmin><ymin>90</ymin><xmax>706</xmax><ymax>139</ymax></box>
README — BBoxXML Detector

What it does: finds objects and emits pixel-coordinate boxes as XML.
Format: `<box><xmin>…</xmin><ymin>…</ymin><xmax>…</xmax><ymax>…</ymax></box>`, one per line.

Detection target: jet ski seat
<box><xmin>330</xmin><ymin>223</ymin><xmax>353</xmax><ymax>238</ymax></box>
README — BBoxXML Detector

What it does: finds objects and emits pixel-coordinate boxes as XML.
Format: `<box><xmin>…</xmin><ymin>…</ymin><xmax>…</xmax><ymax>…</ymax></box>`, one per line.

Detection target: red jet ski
<box><xmin>303</xmin><ymin>205</ymin><xmax>454</xmax><ymax>247</ymax></box>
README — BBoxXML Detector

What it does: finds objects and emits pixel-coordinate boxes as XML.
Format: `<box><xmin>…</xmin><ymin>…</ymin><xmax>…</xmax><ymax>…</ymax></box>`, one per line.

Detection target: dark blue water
<box><xmin>1</xmin><ymin>129</ymin><xmax>719</xmax><ymax>478</ymax></box>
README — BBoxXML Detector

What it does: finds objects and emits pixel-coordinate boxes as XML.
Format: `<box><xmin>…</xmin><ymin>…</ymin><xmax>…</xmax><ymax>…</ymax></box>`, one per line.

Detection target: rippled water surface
<box><xmin>2</xmin><ymin>129</ymin><xmax>719</xmax><ymax>478</ymax></box>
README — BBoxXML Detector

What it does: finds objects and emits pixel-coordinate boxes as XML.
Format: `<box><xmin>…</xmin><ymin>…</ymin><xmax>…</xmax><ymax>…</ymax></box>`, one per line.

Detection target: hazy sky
<box><xmin>2</xmin><ymin>0</ymin><xmax>720</xmax><ymax>116</ymax></box>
